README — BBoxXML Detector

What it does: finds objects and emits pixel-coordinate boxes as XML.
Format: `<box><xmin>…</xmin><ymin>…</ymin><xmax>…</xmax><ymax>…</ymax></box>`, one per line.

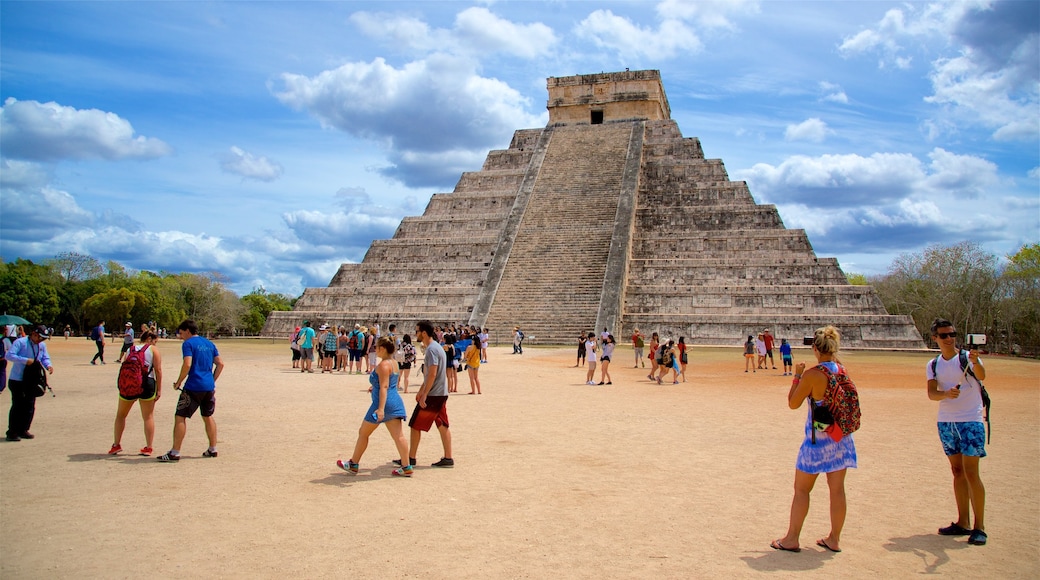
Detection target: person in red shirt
<box><xmin>764</xmin><ymin>329</ymin><xmax>777</xmax><ymax>370</ymax></box>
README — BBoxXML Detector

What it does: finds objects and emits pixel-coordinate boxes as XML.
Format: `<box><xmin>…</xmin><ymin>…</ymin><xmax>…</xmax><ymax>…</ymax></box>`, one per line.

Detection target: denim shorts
<box><xmin>937</xmin><ymin>421</ymin><xmax>986</xmax><ymax>457</ymax></box>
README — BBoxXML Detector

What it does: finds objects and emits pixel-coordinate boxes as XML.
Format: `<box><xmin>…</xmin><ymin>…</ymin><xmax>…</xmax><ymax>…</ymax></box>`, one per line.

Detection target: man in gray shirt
<box><xmin>401</xmin><ymin>320</ymin><xmax>454</xmax><ymax>468</ymax></box>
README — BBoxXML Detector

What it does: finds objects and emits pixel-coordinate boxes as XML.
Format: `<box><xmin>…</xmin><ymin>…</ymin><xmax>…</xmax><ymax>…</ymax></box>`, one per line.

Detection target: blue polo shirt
<box><xmin>182</xmin><ymin>335</ymin><xmax>219</xmax><ymax>392</ymax></box>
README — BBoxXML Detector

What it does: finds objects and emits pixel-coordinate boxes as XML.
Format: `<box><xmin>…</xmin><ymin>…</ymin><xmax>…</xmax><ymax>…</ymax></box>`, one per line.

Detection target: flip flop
<box><xmin>770</xmin><ymin>539</ymin><xmax>801</xmax><ymax>553</ymax></box>
<box><xmin>816</xmin><ymin>538</ymin><xmax>841</xmax><ymax>553</ymax></box>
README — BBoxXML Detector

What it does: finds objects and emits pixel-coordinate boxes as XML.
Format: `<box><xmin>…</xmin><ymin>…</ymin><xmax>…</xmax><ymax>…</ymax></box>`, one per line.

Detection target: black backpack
<box><xmin>931</xmin><ymin>351</ymin><xmax>991</xmax><ymax>443</ymax></box>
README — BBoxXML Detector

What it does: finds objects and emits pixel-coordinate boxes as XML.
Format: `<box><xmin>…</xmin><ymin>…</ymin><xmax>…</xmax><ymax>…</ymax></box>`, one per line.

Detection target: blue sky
<box><xmin>1</xmin><ymin>0</ymin><xmax>1037</xmax><ymax>295</ymax></box>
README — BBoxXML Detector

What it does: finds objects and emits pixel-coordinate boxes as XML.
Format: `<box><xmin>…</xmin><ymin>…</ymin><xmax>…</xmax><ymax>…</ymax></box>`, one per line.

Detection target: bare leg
<box><xmin>171</xmin><ymin>415</ymin><xmax>187</xmax><ymax>453</ymax></box>
<box><xmin>822</xmin><ymin>469</ymin><xmax>848</xmax><ymax>549</ymax></box>
<box><xmin>958</xmin><ymin>455</ymin><xmax>986</xmax><ymax>530</ymax></box>
<box><xmin>139</xmin><ymin>399</ymin><xmax>157</xmax><ymax>448</ymax></box>
<box><xmin>777</xmin><ymin>469</ymin><xmax>819</xmax><ymax>549</ymax></box>
<box><xmin>408</xmin><ymin>427</ymin><xmax>422</xmax><ymax>461</ymax></box>
<box><xmin>202</xmin><ymin>415</ymin><xmax>217</xmax><ymax>448</ymax></box>
<box><xmin>385</xmin><ymin>420</ymin><xmax>410</xmax><ymax>466</ymax></box>
<box><xmin>113</xmin><ymin>398</ymin><xmax>135</xmax><ymax>446</ymax></box>
<box><xmin>350</xmin><ymin>420</ymin><xmax>379</xmax><ymax>463</ymax></box>
<box><xmin>438</xmin><ymin>424</ymin><xmax>452</xmax><ymax>459</ymax></box>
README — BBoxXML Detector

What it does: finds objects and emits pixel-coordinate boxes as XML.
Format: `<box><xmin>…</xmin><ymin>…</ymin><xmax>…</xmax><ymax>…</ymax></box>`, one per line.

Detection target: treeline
<box><xmin>865</xmin><ymin>242</ymin><xmax>1039</xmax><ymax>356</ymax></box>
<box><xmin>0</xmin><ymin>252</ymin><xmax>296</xmax><ymax>336</ymax></box>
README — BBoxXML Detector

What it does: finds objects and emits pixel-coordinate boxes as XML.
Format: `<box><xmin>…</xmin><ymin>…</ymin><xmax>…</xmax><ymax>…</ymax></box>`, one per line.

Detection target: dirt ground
<box><xmin>1</xmin><ymin>337</ymin><xmax>1037</xmax><ymax>579</ymax></box>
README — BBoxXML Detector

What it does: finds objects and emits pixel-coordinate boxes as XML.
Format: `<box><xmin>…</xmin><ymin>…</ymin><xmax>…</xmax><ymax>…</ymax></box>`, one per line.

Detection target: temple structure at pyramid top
<box><xmin>263</xmin><ymin>70</ymin><xmax>923</xmax><ymax>348</ymax></box>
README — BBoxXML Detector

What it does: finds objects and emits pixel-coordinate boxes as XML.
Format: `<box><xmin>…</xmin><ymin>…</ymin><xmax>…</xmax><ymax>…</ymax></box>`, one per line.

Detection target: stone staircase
<box><xmin>483</xmin><ymin>123</ymin><xmax>638</xmax><ymax>343</ymax></box>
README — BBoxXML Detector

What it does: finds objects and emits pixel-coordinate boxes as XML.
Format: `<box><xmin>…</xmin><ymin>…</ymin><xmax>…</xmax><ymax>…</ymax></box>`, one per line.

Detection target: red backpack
<box><xmin>117</xmin><ymin>344</ymin><xmax>150</xmax><ymax>398</ymax></box>
<box><xmin>814</xmin><ymin>363</ymin><xmax>862</xmax><ymax>442</ymax></box>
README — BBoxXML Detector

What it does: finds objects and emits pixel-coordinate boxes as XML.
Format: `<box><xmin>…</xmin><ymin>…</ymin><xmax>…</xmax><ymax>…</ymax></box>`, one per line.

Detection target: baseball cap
<box><xmin>33</xmin><ymin>325</ymin><xmax>50</xmax><ymax>338</ymax></box>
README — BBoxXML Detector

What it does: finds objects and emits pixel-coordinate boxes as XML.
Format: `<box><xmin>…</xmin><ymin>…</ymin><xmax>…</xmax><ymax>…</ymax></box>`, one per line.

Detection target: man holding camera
<box><xmin>926</xmin><ymin>318</ymin><xmax>988</xmax><ymax>546</ymax></box>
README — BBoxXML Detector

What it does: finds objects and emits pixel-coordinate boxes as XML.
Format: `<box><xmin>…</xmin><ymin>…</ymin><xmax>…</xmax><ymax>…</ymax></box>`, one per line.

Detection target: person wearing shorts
<box><xmin>109</xmin><ymin>331</ymin><xmax>163</xmax><ymax>456</ymax></box>
<box><xmin>926</xmin><ymin>318</ymin><xmax>988</xmax><ymax>546</ymax></box>
<box><xmin>158</xmin><ymin>319</ymin><xmax>224</xmax><ymax>462</ymax></box>
<box><xmin>402</xmin><ymin>320</ymin><xmax>453</xmax><ymax>468</ymax></box>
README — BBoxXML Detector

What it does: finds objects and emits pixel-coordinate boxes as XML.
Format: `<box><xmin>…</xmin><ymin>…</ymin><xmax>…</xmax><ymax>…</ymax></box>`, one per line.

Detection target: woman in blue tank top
<box><xmin>337</xmin><ymin>336</ymin><xmax>412</xmax><ymax>477</ymax></box>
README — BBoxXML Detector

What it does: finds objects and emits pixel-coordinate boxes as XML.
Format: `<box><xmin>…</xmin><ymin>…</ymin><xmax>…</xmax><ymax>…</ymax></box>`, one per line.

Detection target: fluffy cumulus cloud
<box><xmin>0</xmin><ymin>98</ymin><xmax>171</xmax><ymax>161</ymax></box>
<box><xmin>220</xmin><ymin>146</ymin><xmax>284</xmax><ymax>182</ymax></box>
<box><xmin>735</xmin><ymin>147</ymin><xmax>1018</xmax><ymax>254</ymax></box>
<box><xmin>576</xmin><ymin>0</ymin><xmax>757</xmax><ymax>60</ymax></box>
<box><xmin>839</xmin><ymin>1</ymin><xmax>1039</xmax><ymax>141</ymax></box>
<box><xmin>819</xmin><ymin>81</ymin><xmax>849</xmax><ymax>104</ymax></box>
<box><xmin>273</xmin><ymin>54</ymin><xmax>543</xmax><ymax>187</ymax></box>
<box><xmin>351</xmin><ymin>7</ymin><xmax>556</xmax><ymax>58</ymax></box>
<box><xmin>784</xmin><ymin>118</ymin><xmax>831</xmax><ymax>143</ymax></box>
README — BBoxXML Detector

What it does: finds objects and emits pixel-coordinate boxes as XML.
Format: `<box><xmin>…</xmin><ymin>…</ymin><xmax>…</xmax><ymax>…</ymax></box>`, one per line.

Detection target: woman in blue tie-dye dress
<box><xmin>771</xmin><ymin>325</ymin><xmax>856</xmax><ymax>554</ymax></box>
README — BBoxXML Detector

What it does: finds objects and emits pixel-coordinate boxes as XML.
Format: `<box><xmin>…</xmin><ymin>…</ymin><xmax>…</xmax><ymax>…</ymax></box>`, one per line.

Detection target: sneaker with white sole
<box><xmin>431</xmin><ymin>457</ymin><xmax>454</xmax><ymax>468</ymax></box>
<box><xmin>337</xmin><ymin>459</ymin><xmax>359</xmax><ymax>474</ymax></box>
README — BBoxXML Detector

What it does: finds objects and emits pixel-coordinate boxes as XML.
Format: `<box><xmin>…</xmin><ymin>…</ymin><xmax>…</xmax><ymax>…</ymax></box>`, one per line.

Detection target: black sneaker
<box><xmin>967</xmin><ymin>529</ymin><xmax>988</xmax><ymax>545</ymax></box>
<box><xmin>392</xmin><ymin>457</ymin><xmax>416</xmax><ymax>467</ymax></box>
<box><xmin>938</xmin><ymin>522</ymin><xmax>971</xmax><ymax>536</ymax></box>
<box><xmin>431</xmin><ymin>457</ymin><xmax>454</xmax><ymax>468</ymax></box>
<box><xmin>156</xmin><ymin>452</ymin><xmax>180</xmax><ymax>462</ymax></box>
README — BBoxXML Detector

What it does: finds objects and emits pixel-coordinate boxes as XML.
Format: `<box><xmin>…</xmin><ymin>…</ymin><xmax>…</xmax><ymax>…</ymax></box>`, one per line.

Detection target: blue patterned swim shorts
<box><xmin>937</xmin><ymin>422</ymin><xmax>986</xmax><ymax>457</ymax></box>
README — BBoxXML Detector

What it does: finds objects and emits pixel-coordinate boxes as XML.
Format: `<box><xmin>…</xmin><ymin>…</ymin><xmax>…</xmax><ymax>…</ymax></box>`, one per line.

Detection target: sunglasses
<box><xmin>936</xmin><ymin>332</ymin><xmax>958</xmax><ymax>339</ymax></box>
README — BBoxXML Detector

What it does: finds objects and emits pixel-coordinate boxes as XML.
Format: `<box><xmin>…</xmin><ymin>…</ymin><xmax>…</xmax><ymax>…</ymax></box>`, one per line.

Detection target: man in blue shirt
<box><xmin>5</xmin><ymin>325</ymin><xmax>54</xmax><ymax>441</ymax></box>
<box><xmin>297</xmin><ymin>320</ymin><xmax>316</xmax><ymax>374</ymax></box>
<box><xmin>157</xmin><ymin>319</ymin><xmax>224</xmax><ymax>462</ymax></box>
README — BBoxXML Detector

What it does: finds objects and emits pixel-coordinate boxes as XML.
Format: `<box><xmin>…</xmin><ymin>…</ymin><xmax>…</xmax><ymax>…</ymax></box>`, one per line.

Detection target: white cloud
<box><xmin>577</xmin><ymin>9</ymin><xmax>702</xmax><ymax>60</ymax></box>
<box><xmin>272</xmin><ymin>54</ymin><xmax>542</xmax><ymax>187</ymax></box>
<box><xmin>220</xmin><ymin>146</ymin><xmax>284</xmax><ymax>182</ymax></box>
<box><xmin>838</xmin><ymin>1</ymin><xmax>1039</xmax><ymax>140</ymax></box>
<box><xmin>655</xmin><ymin>0</ymin><xmax>759</xmax><ymax>29</ymax></box>
<box><xmin>819</xmin><ymin>81</ymin><xmax>849</xmax><ymax>104</ymax></box>
<box><xmin>784</xmin><ymin>118</ymin><xmax>831</xmax><ymax>143</ymax></box>
<box><xmin>350</xmin><ymin>8</ymin><xmax>556</xmax><ymax>58</ymax></box>
<box><xmin>0</xmin><ymin>98</ymin><xmax>171</xmax><ymax>161</ymax></box>
<box><xmin>1028</xmin><ymin>167</ymin><xmax>1040</xmax><ymax>179</ymax></box>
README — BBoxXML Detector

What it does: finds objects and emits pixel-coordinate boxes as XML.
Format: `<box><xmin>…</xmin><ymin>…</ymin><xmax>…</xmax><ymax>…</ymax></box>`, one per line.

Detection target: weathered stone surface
<box><xmin>264</xmin><ymin>70</ymin><xmax>922</xmax><ymax>348</ymax></box>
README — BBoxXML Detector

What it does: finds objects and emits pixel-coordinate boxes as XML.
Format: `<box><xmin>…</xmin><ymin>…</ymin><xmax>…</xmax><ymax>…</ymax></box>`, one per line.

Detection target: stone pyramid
<box><xmin>264</xmin><ymin>70</ymin><xmax>923</xmax><ymax>348</ymax></box>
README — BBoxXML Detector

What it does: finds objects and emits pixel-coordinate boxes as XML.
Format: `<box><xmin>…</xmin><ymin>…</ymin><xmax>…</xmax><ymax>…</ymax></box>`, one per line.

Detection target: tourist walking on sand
<box><xmin>584</xmin><ymin>333</ymin><xmax>598</xmax><ymax>385</ymax></box>
<box><xmin>90</xmin><ymin>320</ymin><xmax>106</xmax><ymax>365</ymax></box>
<box><xmin>656</xmin><ymin>339</ymin><xmax>679</xmax><ymax>384</ymax></box>
<box><xmin>764</xmin><ymin>329</ymin><xmax>777</xmax><ymax>369</ymax></box>
<box><xmin>677</xmin><ymin>336</ymin><xmax>688</xmax><ymax>382</ymax></box>
<box><xmin>744</xmin><ymin>335</ymin><xmax>756</xmax><ymax>372</ymax></box>
<box><xmin>575</xmin><ymin>332</ymin><xmax>587</xmax><ymax>367</ymax></box>
<box><xmin>780</xmin><ymin>338</ymin><xmax>793</xmax><ymax>375</ymax></box>
<box><xmin>336</xmin><ymin>327</ymin><xmax>349</xmax><ymax>372</ymax></box>
<box><xmin>397</xmin><ymin>320</ymin><xmax>453</xmax><ymax>468</ymax></box>
<box><xmin>479</xmin><ymin>328</ymin><xmax>489</xmax><ymax>363</ymax></box>
<box><xmin>290</xmin><ymin>326</ymin><xmax>301</xmax><ymax>369</ymax></box>
<box><xmin>337</xmin><ymin>336</ymin><xmax>412</xmax><ymax>477</ymax></box>
<box><xmin>366</xmin><ymin>326</ymin><xmax>379</xmax><ymax>372</ymax></box>
<box><xmin>5</xmin><ymin>325</ymin><xmax>54</xmax><ymax>441</ymax></box>
<box><xmin>444</xmin><ymin>333</ymin><xmax>458</xmax><ymax>393</ymax></box>
<box><xmin>399</xmin><ymin>334</ymin><xmax>416</xmax><ymax>393</ymax></box>
<box><xmin>108</xmin><ymin>330</ymin><xmax>162</xmax><ymax>456</ymax></box>
<box><xmin>631</xmin><ymin>328</ymin><xmax>645</xmax><ymax>368</ymax></box>
<box><xmin>771</xmin><ymin>325</ymin><xmax>856</xmax><ymax>554</ymax></box>
<box><xmin>116</xmin><ymin>322</ymin><xmax>134</xmax><ymax>363</ymax></box>
<box><xmin>464</xmin><ymin>337</ymin><xmax>482</xmax><ymax>394</ymax></box>
<box><xmin>756</xmin><ymin>333</ymin><xmax>767</xmax><ymax>370</ymax></box>
<box><xmin>598</xmin><ymin>334</ymin><xmax>614</xmax><ymax>385</ymax></box>
<box><xmin>158</xmin><ymin>319</ymin><xmax>224</xmax><ymax>462</ymax></box>
<box><xmin>927</xmin><ymin>318</ymin><xmax>989</xmax><ymax>546</ymax></box>
<box><xmin>647</xmin><ymin>332</ymin><xmax>660</xmax><ymax>380</ymax></box>
<box><xmin>322</xmin><ymin>325</ymin><xmax>337</xmax><ymax>373</ymax></box>
<box><xmin>298</xmin><ymin>321</ymin><xmax>316</xmax><ymax>373</ymax></box>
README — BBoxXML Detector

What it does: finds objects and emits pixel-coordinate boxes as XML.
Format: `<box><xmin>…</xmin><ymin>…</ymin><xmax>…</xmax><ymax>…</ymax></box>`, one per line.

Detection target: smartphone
<box><xmin>965</xmin><ymin>334</ymin><xmax>987</xmax><ymax>347</ymax></box>
<box><xmin>802</xmin><ymin>336</ymin><xmax>814</xmax><ymax>346</ymax></box>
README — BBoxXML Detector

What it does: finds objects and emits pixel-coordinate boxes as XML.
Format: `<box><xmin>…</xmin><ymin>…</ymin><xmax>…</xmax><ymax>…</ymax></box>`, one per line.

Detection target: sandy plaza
<box><xmin>1</xmin><ymin>337</ymin><xmax>1037</xmax><ymax>578</ymax></box>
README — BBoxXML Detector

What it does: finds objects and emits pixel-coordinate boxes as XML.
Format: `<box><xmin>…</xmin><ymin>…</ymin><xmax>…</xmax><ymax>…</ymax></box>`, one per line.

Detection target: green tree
<box><xmin>240</xmin><ymin>286</ymin><xmax>296</xmax><ymax>334</ymax></box>
<box><xmin>82</xmin><ymin>288</ymin><xmax>145</xmax><ymax>330</ymax></box>
<box><xmin>996</xmin><ymin>243</ymin><xmax>1040</xmax><ymax>356</ymax></box>
<box><xmin>0</xmin><ymin>259</ymin><xmax>61</xmax><ymax>325</ymax></box>
<box><xmin>845</xmin><ymin>272</ymin><xmax>868</xmax><ymax>285</ymax></box>
<box><xmin>873</xmin><ymin>242</ymin><xmax>999</xmax><ymax>348</ymax></box>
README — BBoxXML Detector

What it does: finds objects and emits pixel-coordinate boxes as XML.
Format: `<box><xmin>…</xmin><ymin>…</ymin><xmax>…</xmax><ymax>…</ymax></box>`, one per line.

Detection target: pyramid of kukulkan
<box><xmin>264</xmin><ymin>70</ymin><xmax>923</xmax><ymax>348</ymax></box>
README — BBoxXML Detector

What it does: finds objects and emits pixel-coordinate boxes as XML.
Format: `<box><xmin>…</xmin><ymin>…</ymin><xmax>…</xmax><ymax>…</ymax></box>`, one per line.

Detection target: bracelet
<box><xmin>794</xmin><ymin>374</ymin><xmax>802</xmax><ymax>379</ymax></box>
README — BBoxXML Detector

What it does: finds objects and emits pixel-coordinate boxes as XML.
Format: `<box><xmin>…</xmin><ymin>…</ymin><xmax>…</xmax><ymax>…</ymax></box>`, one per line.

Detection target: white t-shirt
<box><xmin>585</xmin><ymin>340</ymin><xmax>598</xmax><ymax>363</ymax></box>
<box><xmin>927</xmin><ymin>352</ymin><xmax>984</xmax><ymax>423</ymax></box>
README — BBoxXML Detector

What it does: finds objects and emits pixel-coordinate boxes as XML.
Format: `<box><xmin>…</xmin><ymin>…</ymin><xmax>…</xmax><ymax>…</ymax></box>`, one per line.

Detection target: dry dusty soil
<box><xmin>1</xmin><ymin>337</ymin><xmax>1037</xmax><ymax>579</ymax></box>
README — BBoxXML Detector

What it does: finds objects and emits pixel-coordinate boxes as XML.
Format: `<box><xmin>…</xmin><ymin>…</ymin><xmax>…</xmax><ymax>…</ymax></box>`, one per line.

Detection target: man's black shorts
<box><xmin>176</xmin><ymin>389</ymin><xmax>216</xmax><ymax>418</ymax></box>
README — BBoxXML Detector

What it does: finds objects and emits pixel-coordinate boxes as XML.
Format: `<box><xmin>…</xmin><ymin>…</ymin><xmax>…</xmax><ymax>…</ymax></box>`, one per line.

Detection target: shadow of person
<box><xmin>882</xmin><ymin>533</ymin><xmax>969</xmax><ymax>575</ymax></box>
<box><xmin>739</xmin><ymin>545</ymin><xmax>832</xmax><ymax>573</ymax></box>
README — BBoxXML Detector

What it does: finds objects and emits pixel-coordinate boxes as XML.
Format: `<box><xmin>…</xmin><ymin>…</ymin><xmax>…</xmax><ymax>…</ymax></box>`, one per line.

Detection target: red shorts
<box><xmin>408</xmin><ymin>396</ymin><xmax>449</xmax><ymax>432</ymax></box>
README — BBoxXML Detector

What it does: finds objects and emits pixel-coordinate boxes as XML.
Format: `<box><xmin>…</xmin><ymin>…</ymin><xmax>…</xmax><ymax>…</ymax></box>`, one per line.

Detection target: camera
<box><xmin>803</xmin><ymin>336</ymin><xmax>814</xmax><ymax>346</ymax></box>
<box><xmin>965</xmin><ymin>334</ymin><xmax>986</xmax><ymax>347</ymax></box>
